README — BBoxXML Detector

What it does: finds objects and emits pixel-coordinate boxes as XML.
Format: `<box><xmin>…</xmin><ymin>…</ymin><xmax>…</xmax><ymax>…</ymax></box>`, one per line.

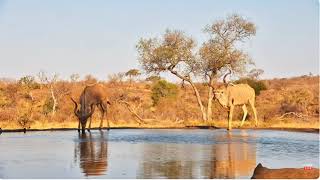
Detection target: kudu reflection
<box><xmin>74</xmin><ymin>131</ymin><xmax>109</xmax><ymax>177</ymax></box>
<box><xmin>138</xmin><ymin>131</ymin><xmax>256</xmax><ymax>179</ymax></box>
<box><xmin>206</xmin><ymin>131</ymin><xmax>256</xmax><ymax>178</ymax></box>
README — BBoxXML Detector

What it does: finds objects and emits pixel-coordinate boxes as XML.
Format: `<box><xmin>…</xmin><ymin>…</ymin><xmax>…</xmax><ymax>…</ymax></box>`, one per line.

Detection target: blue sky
<box><xmin>0</xmin><ymin>0</ymin><xmax>318</xmax><ymax>81</ymax></box>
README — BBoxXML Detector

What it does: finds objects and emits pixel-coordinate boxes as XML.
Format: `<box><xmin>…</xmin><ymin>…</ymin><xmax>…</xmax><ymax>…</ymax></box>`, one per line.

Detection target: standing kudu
<box><xmin>214</xmin><ymin>70</ymin><xmax>258</xmax><ymax>130</ymax></box>
<box><xmin>71</xmin><ymin>84</ymin><xmax>111</xmax><ymax>133</ymax></box>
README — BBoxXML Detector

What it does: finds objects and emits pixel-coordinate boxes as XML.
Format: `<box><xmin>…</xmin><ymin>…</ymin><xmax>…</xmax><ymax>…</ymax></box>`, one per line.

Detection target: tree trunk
<box><xmin>207</xmin><ymin>86</ymin><xmax>213</xmax><ymax>121</ymax></box>
<box><xmin>207</xmin><ymin>78</ymin><xmax>215</xmax><ymax>122</ymax></box>
<box><xmin>168</xmin><ymin>69</ymin><xmax>207</xmax><ymax>122</ymax></box>
<box><xmin>50</xmin><ymin>87</ymin><xmax>57</xmax><ymax>116</ymax></box>
<box><xmin>119</xmin><ymin>100</ymin><xmax>145</xmax><ymax>124</ymax></box>
<box><xmin>189</xmin><ymin>82</ymin><xmax>207</xmax><ymax>121</ymax></box>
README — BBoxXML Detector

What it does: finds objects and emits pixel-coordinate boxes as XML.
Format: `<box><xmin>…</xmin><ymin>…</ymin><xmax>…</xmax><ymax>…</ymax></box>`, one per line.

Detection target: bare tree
<box><xmin>247</xmin><ymin>68</ymin><xmax>264</xmax><ymax>80</ymax></box>
<box><xmin>107</xmin><ymin>72</ymin><xmax>125</xmax><ymax>84</ymax></box>
<box><xmin>38</xmin><ymin>71</ymin><xmax>69</xmax><ymax>116</ymax></box>
<box><xmin>70</xmin><ymin>73</ymin><xmax>80</xmax><ymax>83</ymax></box>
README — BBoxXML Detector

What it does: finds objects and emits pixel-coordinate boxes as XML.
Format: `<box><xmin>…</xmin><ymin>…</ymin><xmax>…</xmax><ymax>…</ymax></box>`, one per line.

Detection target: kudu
<box><xmin>71</xmin><ymin>84</ymin><xmax>111</xmax><ymax>132</ymax></box>
<box><xmin>213</xmin><ymin>70</ymin><xmax>258</xmax><ymax>130</ymax></box>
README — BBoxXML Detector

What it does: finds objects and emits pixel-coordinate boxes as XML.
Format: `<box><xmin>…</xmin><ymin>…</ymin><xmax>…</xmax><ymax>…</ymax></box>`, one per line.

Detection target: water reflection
<box><xmin>205</xmin><ymin>131</ymin><xmax>256</xmax><ymax>178</ymax></box>
<box><xmin>138</xmin><ymin>143</ymin><xmax>198</xmax><ymax>179</ymax></box>
<box><xmin>138</xmin><ymin>130</ymin><xmax>256</xmax><ymax>179</ymax></box>
<box><xmin>0</xmin><ymin>129</ymin><xmax>318</xmax><ymax>178</ymax></box>
<box><xmin>74</xmin><ymin>131</ymin><xmax>109</xmax><ymax>177</ymax></box>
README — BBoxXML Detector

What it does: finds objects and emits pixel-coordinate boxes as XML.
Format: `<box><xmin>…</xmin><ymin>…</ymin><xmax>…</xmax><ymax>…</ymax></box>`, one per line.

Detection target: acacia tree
<box><xmin>18</xmin><ymin>75</ymin><xmax>39</xmax><ymax>100</ymax></box>
<box><xmin>137</xmin><ymin>14</ymin><xmax>256</xmax><ymax>122</ymax></box>
<box><xmin>137</xmin><ymin>29</ymin><xmax>206</xmax><ymax>120</ymax></box>
<box><xmin>125</xmin><ymin>69</ymin><xmax>141</xmax><ymax>83</ymax></box>
<box><xmin>199</xmin><ymin>14</ymin><xmax>256</xmax><ymax>121</ymax></box>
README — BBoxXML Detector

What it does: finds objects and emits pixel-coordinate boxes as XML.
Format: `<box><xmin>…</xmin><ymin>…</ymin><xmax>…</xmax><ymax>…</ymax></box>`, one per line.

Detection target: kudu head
<box><xmin>71</xmin><ymin>98</ymin><xmax>95</xmax><ymax>132</ymax></box>
<box><xmin>213</xmin><ymin>69</ymin><xmax>232</xmax><ymax>108</ymax></box>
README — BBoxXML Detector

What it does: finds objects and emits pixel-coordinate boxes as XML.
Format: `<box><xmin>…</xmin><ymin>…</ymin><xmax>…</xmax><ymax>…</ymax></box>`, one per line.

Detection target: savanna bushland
<box><xmin>0</xmin><ymin>14</ymin><xmax>318</xmax><ymax>130</ymax></box>
<box><xmin>0</xmin><ymin>72</ymin><xmax>318</xmax><ymax>130</ymax></box>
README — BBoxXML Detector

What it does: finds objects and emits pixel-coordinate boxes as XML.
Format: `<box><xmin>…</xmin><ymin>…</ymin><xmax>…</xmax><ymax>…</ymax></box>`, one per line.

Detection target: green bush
<box><xmin>234</xmin><ymin>78</ymin><xmax>267</xmax><ymax>95</ymax></box>
<box><xmin>18</xmin><ymin>76</ymin><xmax>40</xmax><ymax>90</ymax></box>
<box><xmin>151</xmin><ymin>80</ymin><xmax>178</xmax><ymax>105</ymax></box>
<box><xmin>42</xmin><ymin>97</ymin><xmax>54</xmax><ymax>115</ymax></box>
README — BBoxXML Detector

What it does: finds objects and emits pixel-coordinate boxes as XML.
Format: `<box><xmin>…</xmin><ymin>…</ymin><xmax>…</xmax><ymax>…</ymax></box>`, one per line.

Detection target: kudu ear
<box><xmin>70</xmin><ymin>97</ymin><xmax>80</xmax><ymax>117</ymax></box>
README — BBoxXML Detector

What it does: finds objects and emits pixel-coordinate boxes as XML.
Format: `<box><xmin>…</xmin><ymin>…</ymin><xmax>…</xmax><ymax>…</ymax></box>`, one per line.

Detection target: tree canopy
<box><xmin>137</xmin><ymin>14</ymin><xmax>257</xmax><ymax>121</ymax></box>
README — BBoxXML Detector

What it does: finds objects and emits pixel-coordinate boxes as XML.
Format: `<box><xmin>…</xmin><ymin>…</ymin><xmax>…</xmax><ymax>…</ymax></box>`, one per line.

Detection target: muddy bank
<box><xmin>0</xmin><ymin>126</ymin><xmax>318</xmax><ymax>134</ymax></box>
<box><xmin>186</xmin><ymin>126</ymin><xmax>319</xmax><ymax>133</ymax></box>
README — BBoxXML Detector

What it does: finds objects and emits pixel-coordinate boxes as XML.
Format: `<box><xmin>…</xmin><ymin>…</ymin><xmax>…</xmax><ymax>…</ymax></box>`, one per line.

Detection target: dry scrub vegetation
<box><xmin>0</xmin><ymin>74</ymin><xmax>318</xmax><ymax>130</ymax></box>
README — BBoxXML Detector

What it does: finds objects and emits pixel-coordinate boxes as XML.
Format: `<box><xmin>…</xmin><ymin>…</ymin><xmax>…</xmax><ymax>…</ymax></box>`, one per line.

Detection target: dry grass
<box><xmin>0</xmin><ymin>75</ymin><xmax>319</xmax><ymax>131</ymax></box>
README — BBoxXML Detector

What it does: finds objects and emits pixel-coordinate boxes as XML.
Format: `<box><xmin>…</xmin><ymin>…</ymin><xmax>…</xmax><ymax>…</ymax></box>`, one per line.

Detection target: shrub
<box><xmin>0</xmin><ymin>109</ymin><xmax>15</xmax><ymax>123</ymax></box>
<box><xmin>280</xmin><ymin>89</ymin><xmax>313</xmax><ymax>114</ymax></box>
<box><xmin>18</xmin><ymin>76</ymin><xmax>40</xmax><ymax>90</ymax></box>
<box><xmin>84</xmin><ymin>74</ymin><xmax>98</xmax><ymax>84</ymax></box>
<box><xmin>0</xmin><ymin>89</ymin><xmax>11</xmax><ymax>107</ymax></box>
<box><xmin>17</xmin><ymin>113</ymin><xmax>34</xmax><ymax>129</ymax></box>
<box><xmin>151</xmin><ymin>80</ymin><xmax>178</xmax><ymax>105</ymax></box>
<box><xmin>107</xmin><ymin>72</ymin><xmax>125</xmax><ymax>84</ymax></box>
<box><xmin>145</xmin><ymin>75</ymin><xmax>161</xmax><ymax>83</ymax></box>
<box><xmin>42</xmin><ymin>97</ymin><xmax>54</xmax><ymax>115</ymax></box>
<box><xmin>234</xmin><ymin>78</ymin><xmax>267</xmax><ymax>95</ymax></box>
<box><xmin>16</xmin><ymin>101</ymin><xmax>34</xmax><ymax>129</ymax></box>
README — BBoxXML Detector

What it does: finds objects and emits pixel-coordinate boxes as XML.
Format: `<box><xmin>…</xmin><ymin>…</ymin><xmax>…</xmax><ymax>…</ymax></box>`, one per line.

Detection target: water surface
<box><xmin>0</xmin><ymin>129</ymin><xmax>318</xmax><ymax>178</ymax></box>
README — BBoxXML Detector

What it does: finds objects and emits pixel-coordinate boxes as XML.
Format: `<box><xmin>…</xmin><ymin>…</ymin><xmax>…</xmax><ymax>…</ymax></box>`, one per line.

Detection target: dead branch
<box><xmin>278</xmin><ymin>112</ymin><xmax>308</xmax><ymax>120</ymax></box>
<box><xmin>118</xmin><ymin>100</ymin><xmax>146</xmax><ymax>124</ymax></box>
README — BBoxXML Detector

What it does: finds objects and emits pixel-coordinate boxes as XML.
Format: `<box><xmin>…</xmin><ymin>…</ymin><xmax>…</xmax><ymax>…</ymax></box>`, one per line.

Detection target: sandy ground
<box><xmin>0</xmin><ymin>117</ymin><xmax>319</xmax><ymax>133</ymax></box>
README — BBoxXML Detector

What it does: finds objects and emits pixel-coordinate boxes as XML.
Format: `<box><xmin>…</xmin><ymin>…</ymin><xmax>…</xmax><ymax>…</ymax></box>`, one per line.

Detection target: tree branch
<box><xmin>118</xmin><ymin>100</ymin><xmax>145</xmax><ymax>124</ymax></box>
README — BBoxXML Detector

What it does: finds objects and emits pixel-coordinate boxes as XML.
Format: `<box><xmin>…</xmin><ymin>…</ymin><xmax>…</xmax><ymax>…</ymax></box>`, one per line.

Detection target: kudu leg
<box><xmin>240</xmin><ymin>104</ymin><xmax>248</xmax><ymax>127</ymax></box>
<box><xmin>99</xmin><ymin>103</ymin><xmax>105</xmax><ymax>130</ymax></box>
<box><xmin>78</xmin><ymin>121</ymin><xmax>80</xmax><ymax>132</ymax></box>
<box><xmin>101</xmin><ymin>103</ymin><xmax>110</xmax><ymax>130</ymax></box>
<box><xmin>249</xmin><ymin>100</ymin><xmax>258</xmax><ymax>127</ymax></box>
<box><xmin>88</xmin><ymin>117</ymin><xmax>92</xmax><ymax>132</ymax></box>
<box><xmin>228</xmin><ymin>105</ymin><xmax>234</xmax><ymax>131</ymax></box>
